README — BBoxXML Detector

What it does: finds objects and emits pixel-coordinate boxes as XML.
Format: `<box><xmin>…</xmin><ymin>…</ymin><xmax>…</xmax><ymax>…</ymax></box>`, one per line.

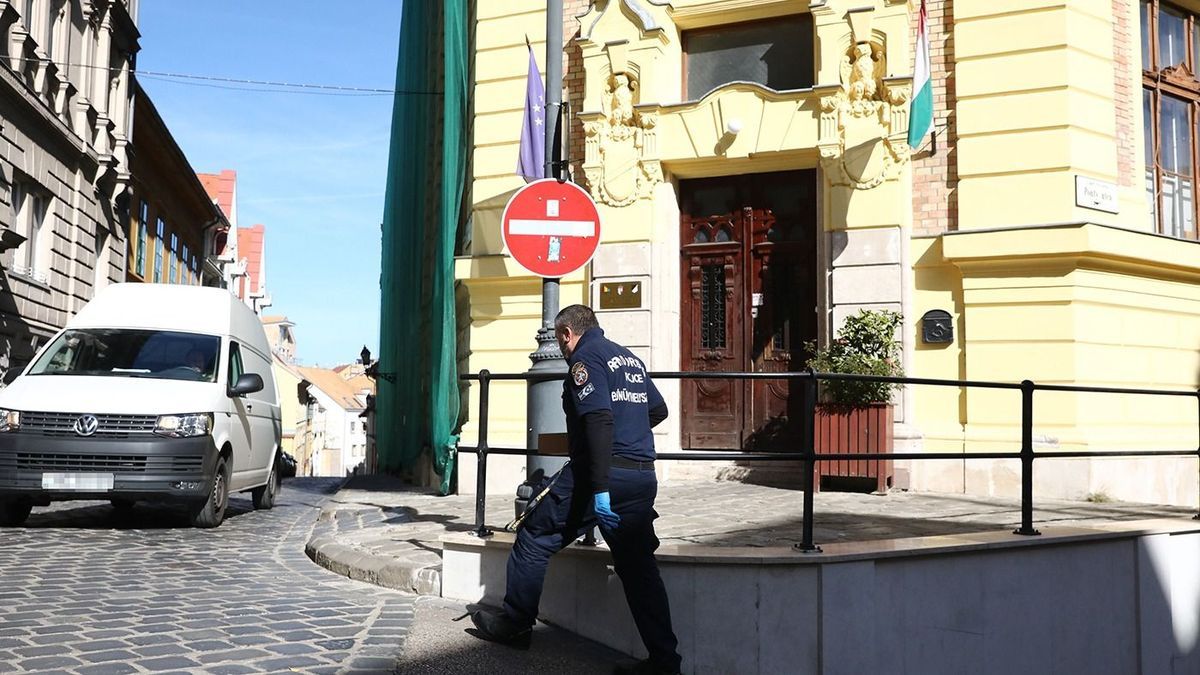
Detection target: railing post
<box><xmin>472</xmin><ymin>370</ymin><xmax>493</xmax><ymax>538</ymax></box>
<box><xmin>795</xmin><ymin>370</ymin><xmax>822</xmax><ymax>553</ymax></box>
<box><xmin>1014</xmin><ymin>379</ymin><xmax>1041</xmax><ymax>536</ymax></box>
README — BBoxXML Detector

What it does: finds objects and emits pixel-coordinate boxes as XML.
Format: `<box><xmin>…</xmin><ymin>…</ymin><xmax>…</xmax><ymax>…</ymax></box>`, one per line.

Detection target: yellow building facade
<box><xmin>457</xmin><ymin>0</ymin><xmax>1200</xmax><ymax>508</ymax></box>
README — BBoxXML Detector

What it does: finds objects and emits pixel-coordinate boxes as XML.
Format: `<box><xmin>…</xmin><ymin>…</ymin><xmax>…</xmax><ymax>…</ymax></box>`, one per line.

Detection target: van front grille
<box><xmin>20</xmin><ymin>412</ymin><xmax>157</xmax><ymax>437</ymax></box>
<box><xmin>0</xmin><ymin>452</ymin><xmax>205</xmax><ymax>474</ymax></box>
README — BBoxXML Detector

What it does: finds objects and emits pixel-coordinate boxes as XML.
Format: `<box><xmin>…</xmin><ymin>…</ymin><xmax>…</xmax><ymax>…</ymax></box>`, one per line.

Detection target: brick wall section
<box><xmin>1114</xmin><ymin>0</ymin><xmax>1136</xmax><ymax>188</ymax></box>
<box><xmin>911</xmin><ymin>0</ymin><xmax>958</xmax><ymax>235</ymax></box>
<box><xmin>564</xmin><ymin>0</ymin><xmax>590</xmax><ymax>183</ymax></box>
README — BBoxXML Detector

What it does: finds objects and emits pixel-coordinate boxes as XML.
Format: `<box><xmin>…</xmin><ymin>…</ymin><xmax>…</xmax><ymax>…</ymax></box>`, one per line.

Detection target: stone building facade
<box><xmin>0</xmin><ymin>0</ymin><xmax>138</xmax><ymax>381</ymax></box>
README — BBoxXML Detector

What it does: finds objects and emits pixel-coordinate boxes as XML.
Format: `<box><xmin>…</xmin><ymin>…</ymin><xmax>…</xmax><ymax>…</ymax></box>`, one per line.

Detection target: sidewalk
<box><xmin>306</xmin><ymin>473</ymin><xmax>1196</xmax><ymax>597</ymax></box>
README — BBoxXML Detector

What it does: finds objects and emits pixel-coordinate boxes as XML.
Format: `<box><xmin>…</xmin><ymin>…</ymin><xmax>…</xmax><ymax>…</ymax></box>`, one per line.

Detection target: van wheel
<box><xmin>191</xmin><ymin>455</ymin><xmax>230</xmax><ymax>528</ymax></box>
<box><xmin>252</xmin><ymin>456</ymin><xmax>280</xmax><ymax>510</ymax></box>
<box><xmin>0</xmin><ymin>499</ymin><xmax>32</xmax><ymax>527</ymax></box>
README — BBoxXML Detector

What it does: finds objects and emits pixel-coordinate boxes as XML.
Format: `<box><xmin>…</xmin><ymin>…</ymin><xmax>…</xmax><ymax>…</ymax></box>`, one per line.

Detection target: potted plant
<box><xmin>804</xmin><ymin>309</ymin><xmax>903</xmax><ymax>492</ymax></box>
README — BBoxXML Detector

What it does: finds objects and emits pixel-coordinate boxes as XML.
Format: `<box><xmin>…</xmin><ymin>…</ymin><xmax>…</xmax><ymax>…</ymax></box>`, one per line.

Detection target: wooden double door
<box><xmin>679</xmin><ymin>171</ymin><xmax>818</xmax><ymax>450</ymax></box>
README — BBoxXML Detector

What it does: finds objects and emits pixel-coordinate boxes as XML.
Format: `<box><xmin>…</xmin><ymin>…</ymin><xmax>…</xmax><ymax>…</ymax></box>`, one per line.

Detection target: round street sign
<box><xmin>501</xmin><ymin>179</ymin><xmax>601</xmax><ymax>278</ymax></box>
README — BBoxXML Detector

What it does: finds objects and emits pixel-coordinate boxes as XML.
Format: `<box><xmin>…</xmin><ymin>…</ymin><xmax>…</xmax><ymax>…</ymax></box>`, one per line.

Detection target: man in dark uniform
<box><xmin>470</xmin><ymin>304</ymin><xmax>682</xmax><ymax>675</ymax></box>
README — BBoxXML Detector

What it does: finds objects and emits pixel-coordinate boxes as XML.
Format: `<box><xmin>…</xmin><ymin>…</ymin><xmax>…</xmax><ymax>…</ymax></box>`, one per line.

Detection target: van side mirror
<box><xmin>229</xmin><ymin>373</ymin><xmax>264</xmax><ymax>397</ymax></box>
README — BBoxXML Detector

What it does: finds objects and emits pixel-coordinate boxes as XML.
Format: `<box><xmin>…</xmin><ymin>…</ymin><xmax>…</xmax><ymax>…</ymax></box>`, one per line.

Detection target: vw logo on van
<box><xmin>73</xmin><ymin>414</ymin><xmax>99</xmax><ymax>437</ymax></box>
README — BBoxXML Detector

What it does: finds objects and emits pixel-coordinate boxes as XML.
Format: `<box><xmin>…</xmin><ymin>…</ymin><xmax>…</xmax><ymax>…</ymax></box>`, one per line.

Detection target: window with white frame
<box><xmin>10</xmin><ymin>180</ymin><xmax>50</xmax><ymax>283</ymax></box>
<box><xmin>169</xmin><ymin>233</ymin><xmax>178</xmax><ymax>284</ymax></box>
<box><xmin>154</xmin><ymin>218</ymin><xmax>164</xmax><ymax>283</ymax></box>
<box><xmin>135</xmin><ymin>200</ymin><xmax>147</xmax><ymax>277</ymax></box>
<box><xmin>22</xmin><ymin>0</ymin><xmax>36</xmax><ymax>33</ymax></box>
<box><xmin>93</xmin><ymin>226</ymin><xmax>110</xmax><ymax>291</ymax></box>
<box><xmin>47</xmin><ymin>2</ymin><xmax>66</xmax><ymax>62</ymax></box>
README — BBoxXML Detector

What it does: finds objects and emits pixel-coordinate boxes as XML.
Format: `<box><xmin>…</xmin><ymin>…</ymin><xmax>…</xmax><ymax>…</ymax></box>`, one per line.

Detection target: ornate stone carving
<box><xmin>581</xmin><ymin>70</ymin><xmax>662</xmax><ymax>207</ymax></box>
<box><xmin>818</xmin><ymin>39</ymin><xmax>912</xmax><ymax>190</ymax></box>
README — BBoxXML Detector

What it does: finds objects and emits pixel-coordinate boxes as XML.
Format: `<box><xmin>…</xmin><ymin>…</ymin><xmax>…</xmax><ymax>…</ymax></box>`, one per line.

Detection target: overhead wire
<box><xmin>134</xmin><ymin>73</ymin><xmax>392</xmax><ymax>97</ymax></box>
<box><xmin>5</xmin><ymin>55</ymin><xmax>441</xmax><ymax>96</ymax></box>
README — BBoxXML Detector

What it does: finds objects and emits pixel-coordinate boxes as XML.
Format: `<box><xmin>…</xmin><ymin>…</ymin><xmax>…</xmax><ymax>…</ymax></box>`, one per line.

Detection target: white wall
<box><xmin>444</xmin><ymin>523</ymin><xmax>1200</xmax><ymax>674</ymax></box>
<box><xmin>304</xmin><ymin>385</ymin><xmax>366</xmax><ymax>476</ymax></box>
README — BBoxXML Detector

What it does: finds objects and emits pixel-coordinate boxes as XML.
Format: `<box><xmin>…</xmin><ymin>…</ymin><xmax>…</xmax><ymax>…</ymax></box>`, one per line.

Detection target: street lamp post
<box><xmin>521</xmin><ymin>0</ymin><xmax>569</xmax><ymax>511</ymax></box>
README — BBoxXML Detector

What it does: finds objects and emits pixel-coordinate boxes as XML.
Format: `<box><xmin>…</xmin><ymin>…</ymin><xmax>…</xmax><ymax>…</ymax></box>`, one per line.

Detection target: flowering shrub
<box><xmin>804</xmin><ymin>309</ymin><xmax>903</xmax><ymax>406</ymax></box>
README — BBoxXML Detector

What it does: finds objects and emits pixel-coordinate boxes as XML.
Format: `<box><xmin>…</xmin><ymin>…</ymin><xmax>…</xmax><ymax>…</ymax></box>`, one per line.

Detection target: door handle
<box><xmin>247</xmin><ymin>405</ymin><xmax>253</xmax><ymax>413</ymax></box>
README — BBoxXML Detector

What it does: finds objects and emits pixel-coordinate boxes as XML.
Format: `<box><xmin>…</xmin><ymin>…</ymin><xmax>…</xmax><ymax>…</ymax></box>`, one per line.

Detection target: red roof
<box><xmin>196</xmin><ymin>169</ymin><xmax>236</xmax><ymax>225</ymax></box>
<box><xmin>237</xmin><ymin>224</ymin><xmax>266</xmax><ymax>300</ymax></box>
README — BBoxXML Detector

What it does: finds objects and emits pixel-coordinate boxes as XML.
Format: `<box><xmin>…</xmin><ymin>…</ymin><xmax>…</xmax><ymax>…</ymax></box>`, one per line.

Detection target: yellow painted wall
<box><xmin>458</xmin><ymin>0</ymin><xmax>584</xmax><ymax>493</ymax></box>
<box><xmin>272</xmin><ymin>357</ymin><xmax>305</xmax><ymax>456</ymax></box>
<box><xmin>952</xmin><ymin>0</ymin><xmax>1154</xmax><ymax>231</ymax></box>
<box><xmin>460</xmin><ymin>0</ymin><xmax>1200</xmax><ymax>507</ymax></box>
<box><xmin>912</xmin><ymin>224</ymin><xmax>1200</xmax><ymax>503</ymax></box>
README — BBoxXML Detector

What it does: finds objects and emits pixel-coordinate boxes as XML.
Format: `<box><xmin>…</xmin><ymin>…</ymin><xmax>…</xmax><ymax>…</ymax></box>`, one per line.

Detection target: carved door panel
<box><xmin>680</xmin><ymin>214</ymin><xmax>746</xmax><ymax>450</ymax></box>
<box><xmin>747</xmin><ymin>209</ymin><xmax>808</xmax><ymax>450</ymax></box>
<box><xmin>679</xmin><ymin>172</ymin><xmax>818</xmax><ymax>451</ymax></box>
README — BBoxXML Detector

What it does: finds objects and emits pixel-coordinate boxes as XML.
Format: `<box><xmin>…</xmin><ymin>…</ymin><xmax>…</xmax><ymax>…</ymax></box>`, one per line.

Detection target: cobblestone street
<box><xmin>0</xmin><ymin>479</ymin><xmax>414</xmax><ymax>674</ymax></box>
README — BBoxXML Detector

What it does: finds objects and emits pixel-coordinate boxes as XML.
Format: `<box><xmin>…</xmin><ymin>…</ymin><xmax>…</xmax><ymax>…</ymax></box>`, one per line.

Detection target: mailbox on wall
<box><xmin>921</xmin><ymin>309</ymin><xmax>953</xmax><ymax>344</ymax></box>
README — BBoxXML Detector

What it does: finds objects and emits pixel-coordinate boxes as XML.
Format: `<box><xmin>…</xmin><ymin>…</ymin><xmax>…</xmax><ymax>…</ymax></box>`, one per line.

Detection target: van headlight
<box><xmin>0</xmin><ymin>409</ymin><xmax>19</xmax><ymax>432</ymax></box>
<box><xmin>155</xmin><ymin>413</ymin><xmax>212</xmax><ymax>438</ymax></box>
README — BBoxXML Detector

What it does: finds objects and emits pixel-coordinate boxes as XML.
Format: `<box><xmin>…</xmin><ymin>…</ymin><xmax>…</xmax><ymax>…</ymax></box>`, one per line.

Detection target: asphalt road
<box><xmin>0</xmin><ymin>478</ymin><xmax>414</xmax><ymax>674</ymax></box>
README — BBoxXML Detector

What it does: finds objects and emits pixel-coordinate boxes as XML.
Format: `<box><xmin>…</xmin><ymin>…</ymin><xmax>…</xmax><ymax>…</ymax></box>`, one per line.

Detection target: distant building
<box><xmin>272</xmin><ymin>354</ymin><xmax>306</xmax><ymax>460</ymax></box>
<box><xmin>261</xmin><ymin>314</ymin><xmax>296</xmax><ymax>363</ymax></box>
<box><xmin>236</xmin><ymin>223</ymin><xmax>269</xmax><ymax>313</ymax></box>
<box><xmin>127</xmin><ymin>82</ymin><xmax>229</xmax><ymax>289</ymax></box>
<box><xmin>197</xmin><ymin>170</ymin><xmax>271</xmax><ymax>311</ymax></box>
<box><xmin>196</xmin><ymin>169</ymin><xmax>241</xmax><ymax>287</ymax></box>
<box><xmin>296</xmin><ymin>366</ymin><xmax>372</xmax><ymax>476</ymax></box>
<box><xmin>0</xmin><ymin>0</ymin><xmax>139</xmax><ymax>381</ymax></box>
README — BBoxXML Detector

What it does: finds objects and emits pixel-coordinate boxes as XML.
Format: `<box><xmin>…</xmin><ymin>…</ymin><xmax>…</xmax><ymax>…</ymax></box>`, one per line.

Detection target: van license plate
<box><xmin>41</xmin><ymin>473</ymin><xmax>115</xmax><ymax>491</ymax></box>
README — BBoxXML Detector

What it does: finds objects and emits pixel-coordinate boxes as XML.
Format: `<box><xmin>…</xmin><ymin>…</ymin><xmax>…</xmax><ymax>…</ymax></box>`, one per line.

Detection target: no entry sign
<box><xmin>501</xmin><ymin>179</ymin><xmax>601</xmax><ymax>278</ymax></box>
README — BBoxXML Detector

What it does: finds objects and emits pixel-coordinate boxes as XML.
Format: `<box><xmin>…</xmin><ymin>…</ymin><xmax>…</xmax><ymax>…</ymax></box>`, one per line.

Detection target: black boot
<box><xmin>612</xmin><ymin>658</ymin><xmax>682</xmax><ymax>675</ymax></box>
<box><xmin>469</xmin><ymin>608</ymin><xmax>532</xmax><ymax>649</ymax></box>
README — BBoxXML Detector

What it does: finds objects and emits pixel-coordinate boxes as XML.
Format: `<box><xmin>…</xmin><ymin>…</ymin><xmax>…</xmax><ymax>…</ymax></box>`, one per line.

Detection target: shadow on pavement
<box><xmin>14</xmin><ymin>498</ymin><xmax>257</xmax><ymax>530</ymax></box>
<box><xmin>684</xmin><ymin>499</ymin><xmax>1198</xmax><ymax>549</ymax></box>
<box><xmin>397</xmin><ymin>598</ymin><xmax>626</xmax><ymax>674</ymax></box>
<box><xmin>283</xmin><ymin>476</ymin><xmax>348</xmax><ymax>496</ymax></box>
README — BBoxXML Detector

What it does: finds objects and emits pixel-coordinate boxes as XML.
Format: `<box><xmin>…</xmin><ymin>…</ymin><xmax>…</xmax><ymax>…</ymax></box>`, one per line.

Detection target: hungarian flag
<box><xmin>908</xmin><ymin>0</ymin><xmax>933</xmax><ymax>148</ymax></box>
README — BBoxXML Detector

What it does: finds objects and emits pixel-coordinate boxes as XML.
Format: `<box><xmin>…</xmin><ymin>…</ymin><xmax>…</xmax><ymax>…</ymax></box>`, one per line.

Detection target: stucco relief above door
<box><xmin>816</xmin><ymin>8</ymin><xmax>914</xmax><ymax>190</ymax></box>
<box><xmin>581</xmin><ymin>69</ymin><xmax>663</xmax><ymax>208</ymax></box>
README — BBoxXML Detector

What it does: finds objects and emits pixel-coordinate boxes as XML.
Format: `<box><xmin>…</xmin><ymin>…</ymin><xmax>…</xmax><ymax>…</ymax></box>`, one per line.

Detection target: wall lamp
<box><xmin>360</xmin><ymin>346</ymin><xmax>396</xmax><ymax>384</ymax></box>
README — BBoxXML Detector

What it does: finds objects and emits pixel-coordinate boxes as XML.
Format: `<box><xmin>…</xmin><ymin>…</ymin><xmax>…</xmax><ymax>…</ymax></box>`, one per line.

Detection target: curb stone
<box><xmin>306</xmin><ymin>501</ymin><xmax>444</xmax><ymax>596</ymax></box>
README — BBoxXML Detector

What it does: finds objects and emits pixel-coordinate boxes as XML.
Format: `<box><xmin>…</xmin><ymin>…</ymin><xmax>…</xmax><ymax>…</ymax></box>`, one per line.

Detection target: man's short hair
<box><xmin>555</xmin><ymin>304</ymin><xmax>599</xmax><ymax>334</ymax></box>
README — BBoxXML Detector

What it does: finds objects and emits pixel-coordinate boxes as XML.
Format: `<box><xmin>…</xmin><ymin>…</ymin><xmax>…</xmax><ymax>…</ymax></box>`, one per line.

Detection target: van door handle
<box><xmin>247</xmin><ymin>405</ymin><xmax>253</xmax><ymax>413</ymax></box>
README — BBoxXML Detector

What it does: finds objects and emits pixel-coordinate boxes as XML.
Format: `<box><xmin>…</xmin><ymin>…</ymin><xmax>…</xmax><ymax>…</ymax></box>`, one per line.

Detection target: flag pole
<box><xmin>524</xmin><ymin>0</ymin><xmax>568</xmax><ymax>492</ymax></box>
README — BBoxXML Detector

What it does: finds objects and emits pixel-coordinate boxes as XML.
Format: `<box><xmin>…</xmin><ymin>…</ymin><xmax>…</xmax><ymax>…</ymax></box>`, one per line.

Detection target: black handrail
<box><xmin>458</xmin><ymin>370</ymin><xmax>1200</xmax><ymax>550</ymax></box>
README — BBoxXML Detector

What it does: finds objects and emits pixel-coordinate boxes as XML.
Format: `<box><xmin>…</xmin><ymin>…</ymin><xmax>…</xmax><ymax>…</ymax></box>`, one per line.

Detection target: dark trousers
<box><xmin>502</xmin><ymin>464</ymin><xmax>681</xmax><ymax>671</ymax></box>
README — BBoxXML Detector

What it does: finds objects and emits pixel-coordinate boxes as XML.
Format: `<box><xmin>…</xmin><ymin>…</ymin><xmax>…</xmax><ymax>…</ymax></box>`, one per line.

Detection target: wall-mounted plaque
<box><xmin>599</xmin><ymin>281</ymin><xmax>642</xmax><ymax>309</ymax></box>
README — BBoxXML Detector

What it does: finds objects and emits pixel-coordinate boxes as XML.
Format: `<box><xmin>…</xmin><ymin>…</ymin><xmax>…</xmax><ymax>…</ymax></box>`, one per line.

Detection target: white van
<box><xmin>0</xmin><ymin>284</ymin><xmax>283</xmax><ymax>528</ymax></box>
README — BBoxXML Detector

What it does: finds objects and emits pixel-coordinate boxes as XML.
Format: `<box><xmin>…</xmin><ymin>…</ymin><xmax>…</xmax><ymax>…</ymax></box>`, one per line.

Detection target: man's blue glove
<box><xmin>593</xmin><ymin>491</ymin><xmax>621</xmax><ymax>530</ymax></box>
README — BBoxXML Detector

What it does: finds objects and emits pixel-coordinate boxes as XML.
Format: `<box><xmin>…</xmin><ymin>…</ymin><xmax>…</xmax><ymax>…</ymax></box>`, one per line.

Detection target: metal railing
<box><xmin>457</xmin><ymin>370</ymin><xmax>1200</xmax><ymax>552</ymax></box>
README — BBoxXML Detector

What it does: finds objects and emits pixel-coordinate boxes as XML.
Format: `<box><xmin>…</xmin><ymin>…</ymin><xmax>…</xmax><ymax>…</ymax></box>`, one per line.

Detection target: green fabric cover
<box><xmin>377</xmin><ymin>0</ymin><xmax>467</xmax><ymax>494</ymax></box>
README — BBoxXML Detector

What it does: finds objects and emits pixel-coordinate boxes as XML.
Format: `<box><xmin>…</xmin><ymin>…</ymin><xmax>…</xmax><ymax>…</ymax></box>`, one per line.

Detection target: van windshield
<box><xmin>28</xmin><ymin>329</ymin><xmax>221</xmax><ymax>383</ymax></box>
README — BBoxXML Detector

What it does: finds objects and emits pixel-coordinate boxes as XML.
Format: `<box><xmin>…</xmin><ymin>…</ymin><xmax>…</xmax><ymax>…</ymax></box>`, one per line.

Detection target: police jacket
<box><xmin>562</xmin><ymin>328</ymin><xmax>668</xmax><ymax>493</ymax></box>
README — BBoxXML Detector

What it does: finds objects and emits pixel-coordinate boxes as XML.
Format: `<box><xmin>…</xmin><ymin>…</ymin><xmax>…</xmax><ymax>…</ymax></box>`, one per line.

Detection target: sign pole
<box><xmin>523</xmin><ymin>0</ymin><xmax>568</xmax><ymax>506</ymax></box>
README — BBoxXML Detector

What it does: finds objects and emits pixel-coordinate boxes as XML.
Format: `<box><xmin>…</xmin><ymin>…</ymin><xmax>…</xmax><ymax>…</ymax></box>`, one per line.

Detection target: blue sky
<box><xmin>136</xmin><ymin>1</ymin><xmax>403</xmax><ymax>367</ymax></box>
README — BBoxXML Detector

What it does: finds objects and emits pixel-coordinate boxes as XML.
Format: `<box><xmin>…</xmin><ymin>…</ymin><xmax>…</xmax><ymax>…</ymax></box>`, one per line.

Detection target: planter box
<box><xmin>814</xmin><ymin>403</ymin><xmax>894</xmax><ymax>492</ymax></box>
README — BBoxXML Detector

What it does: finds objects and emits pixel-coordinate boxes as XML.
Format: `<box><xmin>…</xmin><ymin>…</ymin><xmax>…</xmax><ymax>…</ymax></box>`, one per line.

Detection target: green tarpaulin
<box><xmin>376</xmin><ymin>0</ymin><xmax>468</xmax><ymax>494</ymax></box>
